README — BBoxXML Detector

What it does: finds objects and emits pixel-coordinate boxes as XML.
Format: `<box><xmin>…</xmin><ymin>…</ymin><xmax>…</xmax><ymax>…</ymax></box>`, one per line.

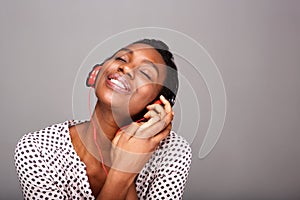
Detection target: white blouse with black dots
<box><xmin>14</xmin><ymin>120</ymin><xmax>192</xmax><ymax>200</ymax></box>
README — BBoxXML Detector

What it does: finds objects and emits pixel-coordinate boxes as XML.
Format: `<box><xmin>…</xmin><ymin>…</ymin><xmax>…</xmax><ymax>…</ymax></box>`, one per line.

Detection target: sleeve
<box><xmin>145</xmin><ymin>140</ymin><xmax>192</xmax><ymax>200</ymax></box>
<box><xmin>14</xmin><ymin>134</ymin><xmax>66</xmax><ymax>200</ymax></box>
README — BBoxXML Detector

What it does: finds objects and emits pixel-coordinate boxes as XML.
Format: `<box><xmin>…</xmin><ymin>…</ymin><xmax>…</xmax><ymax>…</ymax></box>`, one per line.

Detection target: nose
<box><xmin>118</xmin><ymin>64</ymin><xmax>135</xmax><ymax>79</ymax></box>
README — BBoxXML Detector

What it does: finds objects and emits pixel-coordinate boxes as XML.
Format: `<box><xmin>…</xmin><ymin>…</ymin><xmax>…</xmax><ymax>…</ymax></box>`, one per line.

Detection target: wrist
<box><xmin>106</xmin><ymin>168</ymin><xmax>137</xmax><ymax>188</ymax></box>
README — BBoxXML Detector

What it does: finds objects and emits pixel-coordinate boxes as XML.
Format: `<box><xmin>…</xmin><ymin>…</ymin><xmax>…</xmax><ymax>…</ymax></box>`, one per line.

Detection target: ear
<box><xmin>86</xmin><ymin>64</ymin><xmax>102</xmax><ymax>88</ymax></box>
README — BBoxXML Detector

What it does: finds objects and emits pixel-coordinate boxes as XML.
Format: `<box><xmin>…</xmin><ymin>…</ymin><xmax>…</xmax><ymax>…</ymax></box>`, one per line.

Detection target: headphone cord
<box><xmin>88</xmin><ymin>88</ymin><xmax>108</xmax><ymax>176</ymax></box>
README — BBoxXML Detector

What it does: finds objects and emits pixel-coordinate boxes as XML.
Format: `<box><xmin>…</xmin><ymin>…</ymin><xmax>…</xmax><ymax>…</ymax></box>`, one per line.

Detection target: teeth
<box><xmin>110</xmin><ymin>78</ymin><xmax>126</xmax><ymax>89</ymax></box>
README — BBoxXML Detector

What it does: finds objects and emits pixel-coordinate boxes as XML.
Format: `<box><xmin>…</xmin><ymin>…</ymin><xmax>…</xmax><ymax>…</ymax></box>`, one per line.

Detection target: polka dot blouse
<box><xmin>14</xmin><ymin>120</ymin><xmax>192</xmax><ymax>199</ymax></box>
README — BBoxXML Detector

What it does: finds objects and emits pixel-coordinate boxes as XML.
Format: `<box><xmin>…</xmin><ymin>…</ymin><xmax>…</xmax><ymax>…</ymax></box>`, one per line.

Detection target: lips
<box><xmin>106</xmin><ymin>73</ymin><xmax>131</xmax><ymax>94</ymax></box>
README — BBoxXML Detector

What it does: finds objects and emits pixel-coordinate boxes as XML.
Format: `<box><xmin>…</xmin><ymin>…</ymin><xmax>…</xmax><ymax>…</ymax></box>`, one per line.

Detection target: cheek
<box><xmin>94</xmin><ymin>74</ymin><xmax>106</xmax><ymax>97</ymax></box>
<box><xmin>94</xmin><ymin>73</ymin><xmax>118</xmax><ymax>105</ymax></box>
<box><xmin>128</xmin><ymin>84</ymin><xmax>161</xmax><ymax>112</ymax></box>
<box><xmin>136</xmin><ymin>83</ymin><xmax>160</xmax><ymax>101</ymax></box>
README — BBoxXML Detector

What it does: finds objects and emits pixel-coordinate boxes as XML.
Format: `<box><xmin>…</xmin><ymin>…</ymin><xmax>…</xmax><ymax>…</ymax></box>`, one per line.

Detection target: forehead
<box><xmin>120</xmin><ymin>43</ymin><xmax>166</xmax><ymax>65</ymax></box>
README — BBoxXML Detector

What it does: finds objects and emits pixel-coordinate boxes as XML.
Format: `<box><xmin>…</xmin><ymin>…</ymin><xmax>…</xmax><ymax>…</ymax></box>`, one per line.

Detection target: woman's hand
<box><xmin>110</xmin><ymin>95</ymin><xmax>174</xmax><ymax>173</ymax></box>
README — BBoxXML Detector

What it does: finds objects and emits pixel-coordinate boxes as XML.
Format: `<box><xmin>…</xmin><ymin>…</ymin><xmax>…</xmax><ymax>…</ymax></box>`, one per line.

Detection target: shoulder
<box><xmin>15</xmin><ymin>120</ymin><xmax>70</xmax><ymax>152</ymax></box>
<box><xmin>159</xmin><ymin>131</ymin><xmax>192</xmax><ymax>162</ymax></box>
<box><xmin>161</xmin><ymin>131</ymin><xmax>191</xmax><ymax>150</ymax></box>
<box><xmin>15</xmin><ymin>120</ymin><xmax>86</xmax><ymax>151</ymax></box>
<box><xmin>14</xmin><ymin>120</ymin><xmax>72</xmax><ymax>173</ymax></box>
<box><xmin>14</xmin><ymin>119</ymin><xmax>88</xmax><ymax>166</ymax></box>
<box><xmin>152</xmin><ymin>131</ymin><xmax>192</xmax><ymax>173</ymax></box>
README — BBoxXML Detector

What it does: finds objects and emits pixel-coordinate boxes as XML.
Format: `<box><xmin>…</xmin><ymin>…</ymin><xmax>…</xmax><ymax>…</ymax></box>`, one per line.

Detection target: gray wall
<box><xmin>1</xmin><ymin>0</ymin><xmax>300</xmax><ymax>199</ymax></box>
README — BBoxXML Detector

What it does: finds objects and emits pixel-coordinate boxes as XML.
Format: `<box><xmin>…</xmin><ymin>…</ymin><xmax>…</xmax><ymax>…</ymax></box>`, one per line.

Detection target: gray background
<box><xmin>1</xmin><ymin>0</ymin><xmax>300</xmax><ymax>199</ymax></box>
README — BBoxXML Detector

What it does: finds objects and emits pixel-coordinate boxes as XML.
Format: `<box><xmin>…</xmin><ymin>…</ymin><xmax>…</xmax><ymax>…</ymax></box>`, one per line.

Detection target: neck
<box><xmin>91</xmin><ymin>101</ymin><xmax>124</xmax><ymax>141</ymax></box>
<box><xmin>74</xmin><ymin>101</ymin><xmax>121</xmax><ymax>162</ymax></box>
<box><xmin>77</xmin><ymin>100</ymin><xmax>132</xmax><ymax>163</ymax></box>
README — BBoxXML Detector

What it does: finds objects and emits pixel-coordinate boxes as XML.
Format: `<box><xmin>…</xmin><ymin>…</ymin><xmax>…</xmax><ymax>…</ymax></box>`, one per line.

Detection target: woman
<box><xmin>15</xmin><ymin>39</ymin><xmax>192</xmax><ymax>199</ymax></box>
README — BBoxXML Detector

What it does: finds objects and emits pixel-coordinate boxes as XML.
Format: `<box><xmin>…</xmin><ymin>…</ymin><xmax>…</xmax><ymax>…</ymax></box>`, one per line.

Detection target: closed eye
<box><xmin>115</xmin><ymin>57</ymin><xmax>126</xmax><ymax>62</ymax></box>
<box><xmin>140</xmin><ymin>70</ymin><xmax>152</xmax><ymax>80</ymax></box>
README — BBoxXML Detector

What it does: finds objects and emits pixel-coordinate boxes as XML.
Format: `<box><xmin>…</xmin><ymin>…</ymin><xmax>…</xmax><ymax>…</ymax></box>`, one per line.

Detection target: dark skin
<box><xmin>69</xmin><ymin>43</ymin><xmax>174</xmax><ymax>199</ymax></box>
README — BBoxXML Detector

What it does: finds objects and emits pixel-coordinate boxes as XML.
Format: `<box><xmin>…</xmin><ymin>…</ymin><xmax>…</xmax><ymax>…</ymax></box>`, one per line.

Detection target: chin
<box><xmin>98</xmin><ymin>91</ymin><xmax>124</xmax><ymax>107</ymax></box>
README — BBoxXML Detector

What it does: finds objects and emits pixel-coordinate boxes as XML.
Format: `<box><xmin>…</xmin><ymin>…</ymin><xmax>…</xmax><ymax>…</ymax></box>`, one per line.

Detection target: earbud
<box><xmin>153</xmin><ymin>99</ymin><xmax>162</xmax><ymax>105</ymax></box>
<box><xmin>86</xmin><ymin>64</ymin><xmax>102</xmax><ymax>88</ymax></box>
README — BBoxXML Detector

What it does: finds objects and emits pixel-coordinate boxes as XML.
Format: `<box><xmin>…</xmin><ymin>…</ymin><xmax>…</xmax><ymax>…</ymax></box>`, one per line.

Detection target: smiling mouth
<box><xmin>106</xmin><ymin>73</ymin><xmax>131</xmax><ymax>94</ymax></box>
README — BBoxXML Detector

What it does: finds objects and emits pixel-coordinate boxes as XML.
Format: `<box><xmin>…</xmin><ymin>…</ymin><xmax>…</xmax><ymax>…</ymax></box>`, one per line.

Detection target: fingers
<box><xmin>141</xmin><ymin>102</ymin><xmax>166</xmax><ymax>133</ymax></box>
<box><xmin>112</xmin><ymin>133</ymin><xmax>121</xmax><ymax>146</ymax></box>
<box><xmin>135</xmin><ymin>111</ymin><xmax>174</xmax><ymax>139</ymax></box>
<box><xmin>145</xmin><ymin>103</ymin><xmax>166</xmax><ymax>119</ymax></box>
<box><xmin>157</xmin><ymin>95</ymin><xmax>174</xmax><ymax>129</ymax></box>
<box><xmin>135</xmin><ymin>119</ymin><xmax>164</xmax><ymax>138</ymax></box>
<box><xmin>143</xmin><ymin>110</ymin><xmax>159</xmax><ymax>119</ymax></box>
<box><xmin>119</xmin><ymin>95</ymin><xmax>174</xmax><ymax>140</ymax></box>
<box><xmin>120</xmin><ymin>122</ymin><xmax>140</xmax><ymax>138</ymax></box>
<box><xmin>135</xmin><ymin>95</ymin><xmax>174</xmax><ymax>139</ymax></box>
<box><xmin>159</xmin><ymin>95</ymin><xmax>172</xmax><ymax>114</ymax></box>
<box><xmin>138</xmin><ymin>115</ymin><xmax>160</xmax><ymax>132</ymax></box>
<box><xmin>145</xmin><ymin>95</ymin><xmax>171</xmax><ymax>118</ymax></box>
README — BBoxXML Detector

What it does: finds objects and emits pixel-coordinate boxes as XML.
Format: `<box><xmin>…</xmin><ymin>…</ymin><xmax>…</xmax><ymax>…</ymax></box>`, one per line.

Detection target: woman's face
<box><xmin>95</xmin><ymin>43</ymin><xmax>167</xmax><ymax>120</ymax></box>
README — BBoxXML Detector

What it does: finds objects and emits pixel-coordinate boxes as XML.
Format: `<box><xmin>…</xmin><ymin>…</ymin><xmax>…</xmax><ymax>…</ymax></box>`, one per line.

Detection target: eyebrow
<box><xmin>118</xmin><ymin>47</ymin><xmax>133</xmax><ymax>55</ymax></box>
<box><xmin>143</xmin><ymin>60</ymin><xmax>159</xmax><ymax>76</ymax></box>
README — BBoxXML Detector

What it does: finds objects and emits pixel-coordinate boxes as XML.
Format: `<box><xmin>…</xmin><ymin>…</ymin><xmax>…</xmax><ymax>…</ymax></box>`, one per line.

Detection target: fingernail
<box><xmin>160</xmin><ymin>95</ymin><xmax>166</xmax><ymax>100</ymax></box>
